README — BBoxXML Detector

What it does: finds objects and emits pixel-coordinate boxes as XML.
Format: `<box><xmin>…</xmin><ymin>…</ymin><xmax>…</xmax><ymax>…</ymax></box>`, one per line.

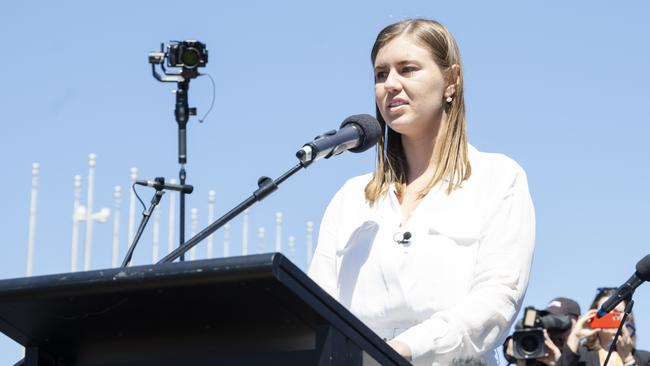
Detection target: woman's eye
<box><xmin>375</xmin><ymin>71</ymin><xmax>388</xmax><ymax>81</ymax></box>
<box><xmin>401</xmin><ymin>66</ymin><xmax>417</xmax><ymax>75</ymax></box>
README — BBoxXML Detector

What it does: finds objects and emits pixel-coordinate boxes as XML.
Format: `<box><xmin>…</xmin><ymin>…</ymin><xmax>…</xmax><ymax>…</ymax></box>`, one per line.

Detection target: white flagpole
<box><xmin>127</xmin><ymin>167</ymin><xmax>138</xmax><ymax>245</ymax></box>
<box><xmin>275</xmin><ymin>211</ymin><xmax>282</xmax><ymax>253</ymax></box>
<box><xmin>70</xmin><ymin>175</ymin><xmax>82</xmax><ymax>272</ymax></box>
<box><xmin>242</xmin><ymin>209</ymin><xmax>249</xmax><ymax>255</ymax></box>
<box><xmin>306</xmin><ymin>221</ymin><xmax>314</xmax><ymax>267</ymax></box>
<box><xmin>223</xmin><ymin>222</ymin><xmax>230</xmax><ymax>257</ymax></box>
<box><xmin>167</xmin><ymin>179</ymin><xmax>177</xmax><ymax>254</ymax></box>
<box><xmin>190</xmin><ymin>208</ymin><xmax>198</xmax><ymax>260</ymax></box>
<box><xmin>83</xmin><ymin>154</ymin><xmax>97</xmax><ymax>271</ymax></box>
<box><xmin>288</xmin><ymin>235</ymin><xmax>296</xmax><ymax>260</ymax></box>
<box><xmin>258</xmin><ymin>227</ymin><xmax>265</xmax><ymax>254</ymax></box>
<box><xmin>207</xmin><ymin>190</ymin><xmax>216</xmax><ymax>258</ymax></box>
<box><xmin>111</xmin><ymin>186</ymin><xmax>122</xmax><ymax>267</ymax></box>
<box><xmin>152</xmin><ymin>205</ymin><xmax>161</xmax><ymax>263</ymax></box>
<box><xmin>26</xmin><ymin>162</ymin><xmax>40</xmax><ymax>277</ymax></box>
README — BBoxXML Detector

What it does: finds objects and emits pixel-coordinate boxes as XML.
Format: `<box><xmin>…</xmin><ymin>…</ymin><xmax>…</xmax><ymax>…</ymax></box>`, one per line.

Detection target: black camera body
<box><xmin>167</xmin><ymin>40</ymin><xmax>208</xmax><ymax>69</ymax></box>
<box><xmin>512</xmin><ymin>307</ymin><xmax>572</xmax><ymax>360</ymax></box>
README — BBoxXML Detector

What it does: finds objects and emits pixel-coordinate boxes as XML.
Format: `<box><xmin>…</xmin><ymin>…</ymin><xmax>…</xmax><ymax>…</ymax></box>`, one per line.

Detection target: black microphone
<box><xmin>393</xmin><ymin>231</ymin><xmax>412</xmax><ymax>244</ymax></box>
<box><xmin>598</xmin><ymin>254</ymin><xmax>650</xmax><ymax>317</ymax></box>
<box><xmin>296</xmin><ymin>114</ymin><xmax>382</xmax><ymax>164</ymax></box>
<box><xmin>135</xmin><ymin>178</ymin><xmax>194</xmax><ymax>194</ymax></box>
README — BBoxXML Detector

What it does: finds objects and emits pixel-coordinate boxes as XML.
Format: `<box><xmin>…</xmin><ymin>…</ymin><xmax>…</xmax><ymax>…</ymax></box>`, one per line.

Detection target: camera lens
<box><xmin>181</xmin><ymin>48</ymin><xmax>201</xmax><ymax>68</ymax></box>
<box><xmin>521</xmin><ymin>335</ymin><xmax>540</xmax><ymax>353</ymax></box>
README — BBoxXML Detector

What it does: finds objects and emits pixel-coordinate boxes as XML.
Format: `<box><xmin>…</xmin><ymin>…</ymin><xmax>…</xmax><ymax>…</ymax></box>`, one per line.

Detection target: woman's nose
<box><xmin>383</xmin><ymin>70</ymin><xmax>402</xmax><ymax>92</ymax></box>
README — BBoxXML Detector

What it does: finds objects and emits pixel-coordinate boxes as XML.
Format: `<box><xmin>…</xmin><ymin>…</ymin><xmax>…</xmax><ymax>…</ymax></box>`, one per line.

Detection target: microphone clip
<box><xmin>393</xmin><ymin>231</ymin><xmax>412</xmax><ymax>245</ymax></box>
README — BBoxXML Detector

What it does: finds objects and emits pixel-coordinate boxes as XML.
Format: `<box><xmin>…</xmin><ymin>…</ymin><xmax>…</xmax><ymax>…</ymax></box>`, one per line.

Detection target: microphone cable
<box><xmin>198</xmin><ymin>73</ymin><xmax>216</xmax><ymax>124</ymax></box>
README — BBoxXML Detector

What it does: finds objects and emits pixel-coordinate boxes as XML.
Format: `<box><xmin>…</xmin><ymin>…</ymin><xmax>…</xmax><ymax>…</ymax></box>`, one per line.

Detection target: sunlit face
<box><xmin>374</xmin><ymin>35</ymin><xmax>451</xmax><ymax>138</ymax></box>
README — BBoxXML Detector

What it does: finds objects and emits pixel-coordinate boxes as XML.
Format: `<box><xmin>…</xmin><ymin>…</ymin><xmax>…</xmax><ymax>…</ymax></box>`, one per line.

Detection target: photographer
<box><xmin>503</xmin><ymin>297</ymin><xmax>581</xmax><ymax>365</ymax></box>
<box><xmin>555</xmin><ymin>288</ymin><xmax>650</xmax><ymax>366</ymax></box>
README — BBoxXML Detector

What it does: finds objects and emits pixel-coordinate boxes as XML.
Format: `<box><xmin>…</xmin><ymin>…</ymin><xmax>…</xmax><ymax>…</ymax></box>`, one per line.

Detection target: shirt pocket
<box><xmin>399</xmin><ymin>216</ymin><xmax>482</xmax><ymax>313</ymax></box>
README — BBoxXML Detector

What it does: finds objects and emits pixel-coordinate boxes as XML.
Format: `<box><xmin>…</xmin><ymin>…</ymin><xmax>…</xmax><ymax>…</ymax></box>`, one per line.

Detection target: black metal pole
<box><xmin>175</xmin><ymin>80</ymin><xmax>190</xmax><ymax>261</ymax></box>
<box><xmin>158</xmin><ymin>163</ymin><xmax>305</xmax><ymax>264</ymax></box>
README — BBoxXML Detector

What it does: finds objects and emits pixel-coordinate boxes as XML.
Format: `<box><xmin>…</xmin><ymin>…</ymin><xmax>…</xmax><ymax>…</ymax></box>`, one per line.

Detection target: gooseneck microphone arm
<box><xmin>158</xmin><ymin>163</ymin><xmax>304</xmax><ymax>264</ymax></box>
<box><xmin>157</xmin><ymin>113</ymin><xmax>382</xmax><ymax>264</ymax></box>
<box><xmin>121</xmin><ymin>179</ymin><xmax>166</xmax><ymax>268</ymax></box>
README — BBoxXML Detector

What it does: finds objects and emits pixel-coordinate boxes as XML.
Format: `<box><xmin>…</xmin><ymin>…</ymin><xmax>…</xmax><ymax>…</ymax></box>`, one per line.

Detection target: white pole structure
<box><xmin>190</xmin><ymin>208</ymin><xmax>198</xmax><ymax>260</ymax></box>
<box><xmin>275</xmin><ymin>211</ymin><xmax>283</xmax><ymax>253</ymax></box>
<box><xmin>111</xmin><ymin>186</ymin><xmax>122</xmax><ymax>268</ymax></box>
<box><xmin>167</xmin><ymin>179</ymin><xmax>177</xmax><ymax>254</ymax></box>
<box><xmin>127</xmin><ymin>167</ymin><xmax>138</xmax><ymax>245</ymax></box>
<box><xmin>306</xmin><ymin>221</ymin><xmax>314</xmax><ymax>267</ymax></box>
<box><xmin>207</xmin><ymin>190</ymin><xmax>216</xmax><ymax>259</ymax></box>
<box><xmin>287</xmin><ymin>235</ymin><xmax>296</xmax><ymax>260</ymax></box>
<box><xmin>242</xmin><ymin>209</ymin><xmax>249</xmax><ymax>255</ymax></box>
<box><xmin>223</xmin><ymin>222</ymin><xmax>230</xmax><ymax>257</ymax></box>
<box><xmin>82</xmin><ymin>154</ymin><xmax>111</xmax><ymax>271</ymax></box>
<box><xmin>83</xmin><ymin>154</ymin><xmax>97</xmax><ymax>271</ymax></box>
<box><xmin>258</xmin><ymin>227</ymin><xmax>265</xmax><ymax>254</ymax></box>
<box><xmin>70</xmin><ymin>175</ymin><xmax>82</xmax><ymax>272</ymax></box>
<box><xmin>26</xmin><ymin>162</ymin><xmax>40</xmax><ymax>277</ymax></box>
<box><xmin>151</xmin><ymin>205</ymin><xmax>161</xmax><ymax>263</ymax></box>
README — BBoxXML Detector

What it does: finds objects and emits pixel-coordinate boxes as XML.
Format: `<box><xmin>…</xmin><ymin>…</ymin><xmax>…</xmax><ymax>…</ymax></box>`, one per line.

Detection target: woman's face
<box><xmin>374</xmin><ymin>35</ymin><xmax>452</xmax><ymax>139</ymax></box>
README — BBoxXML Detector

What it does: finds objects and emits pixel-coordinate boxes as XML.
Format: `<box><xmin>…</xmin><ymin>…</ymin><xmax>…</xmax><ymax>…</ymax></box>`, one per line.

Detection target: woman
<box><xmin>308</xmin><ymin>19</ymin><xmax>535</xmax><ymax>366</ymax></box>
<box><xmin>558</xmin><ymin>288</ymin><xmax>650</xmax><ymax>366</ymax></box>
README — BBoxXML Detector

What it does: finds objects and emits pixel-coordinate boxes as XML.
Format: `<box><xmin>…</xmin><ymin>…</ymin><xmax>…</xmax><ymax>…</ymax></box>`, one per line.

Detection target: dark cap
<box><xmin>545</xmin><ymin>297</ymin><xmax>581</xmax><ymax>318</ymax></box>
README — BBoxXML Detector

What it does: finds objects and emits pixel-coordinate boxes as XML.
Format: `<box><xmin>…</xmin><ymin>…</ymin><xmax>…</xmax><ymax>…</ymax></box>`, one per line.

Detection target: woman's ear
<box><xmin>445</xmin><ymin>64</ymin><xmax>461</xmax><ymax>98</ymax></box>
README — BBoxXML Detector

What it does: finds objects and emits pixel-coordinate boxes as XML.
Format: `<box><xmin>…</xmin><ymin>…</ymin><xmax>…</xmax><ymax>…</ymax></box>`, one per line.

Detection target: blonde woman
<box><xmin>309</xmin><ymin>19</ymin><xmax>535</xmax><ymax>366</ymax></box>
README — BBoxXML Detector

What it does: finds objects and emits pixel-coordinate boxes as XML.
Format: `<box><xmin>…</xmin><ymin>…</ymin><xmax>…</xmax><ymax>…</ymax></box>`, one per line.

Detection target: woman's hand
<box><xmin>616</xmin><ymin>323</ymin><xmax>635</xmax><ymax>364</ymax></box>
<box><xmin>387</xmin><ymin>339</ymin><xmax>413</xmax><ymax>361</ymax></box>
<box><xmin>566</xmin><ymin>310</ymin><xmax>599</xmax><ymax>353</ymax></box>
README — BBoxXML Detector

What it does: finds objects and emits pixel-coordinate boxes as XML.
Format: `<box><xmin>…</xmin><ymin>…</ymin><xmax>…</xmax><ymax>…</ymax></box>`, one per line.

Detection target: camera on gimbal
<box><xmin>149</xmin><ymin>40</ymin><xmax>208</xmax><ymax>80</ymax></box>
<box><xmin>167</xmin><ymin>41</ymin><xmax>208</xmax><ymax>69</ymax></box>
<box><xmin>512</xmin><ymin>307</ymin><xmax>572</xmax><ymax>360</ymax></box>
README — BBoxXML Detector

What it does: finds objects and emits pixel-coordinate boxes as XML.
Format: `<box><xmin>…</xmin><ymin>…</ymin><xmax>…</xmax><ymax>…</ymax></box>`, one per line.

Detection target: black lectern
<box><xmin>0</xmin><ymin>253</ymin><xmax>410</xmax><ymax>366</ymax></box>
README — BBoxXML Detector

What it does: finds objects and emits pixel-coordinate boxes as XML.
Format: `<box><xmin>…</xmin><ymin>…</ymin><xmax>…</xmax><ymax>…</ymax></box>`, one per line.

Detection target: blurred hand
<box><xmin>566</xmin><ymin>310</ymin><xmax>599</xmax><ymax>353</ymax></box>
<box><xmin>534</xmin><ymin>329</ymin><xmax>561</xmax><ymax>365</ymax></box>
<box><xmin>616</xmin><ymin>323</ymin><xmax>635</xmax><ymax>364</ymax></box>
<box><xmin>387</xmin><ymin>339</ymin><xmax>412</xmax><ymax>361</ymax></box>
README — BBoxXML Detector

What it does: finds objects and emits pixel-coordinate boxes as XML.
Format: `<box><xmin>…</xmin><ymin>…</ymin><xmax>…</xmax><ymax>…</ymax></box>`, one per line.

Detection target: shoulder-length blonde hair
<box><xmin>365</xmin><ymin>19</ymin><xmax>471</xmax><ymax>204</ymax></box>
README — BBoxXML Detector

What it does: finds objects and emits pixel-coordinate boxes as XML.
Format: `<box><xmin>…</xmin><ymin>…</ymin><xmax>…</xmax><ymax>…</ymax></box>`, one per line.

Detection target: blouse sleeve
<box><xmin>307</xmin><ymin>183</ymin><xmax>346</xmax><ymax>298</ymax></box>
<box><xmin>394</xmin><ymin>165</ymin><xmax>536</xmax><ymax>362</ymax></box>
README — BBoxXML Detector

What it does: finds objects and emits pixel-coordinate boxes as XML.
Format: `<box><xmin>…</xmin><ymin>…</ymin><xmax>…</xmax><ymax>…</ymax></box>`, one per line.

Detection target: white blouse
<box><xmin>308</xmin><ymin>145</ymin><xmax>535</xmax><ymax>366</ymax></box>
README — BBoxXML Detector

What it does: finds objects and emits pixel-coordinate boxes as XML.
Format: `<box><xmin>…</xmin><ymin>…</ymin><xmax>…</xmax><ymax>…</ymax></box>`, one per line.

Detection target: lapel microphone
<box><xmin>393</xmin><ymin>231</ymin><xmax>412</xmax><ymax>245</ymax></box>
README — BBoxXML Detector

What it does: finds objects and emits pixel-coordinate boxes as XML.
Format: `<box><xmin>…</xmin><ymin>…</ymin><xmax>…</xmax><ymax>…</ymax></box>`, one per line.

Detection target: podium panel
<box><xmin>0</xmin><ymin>254</ymin><xmax>410</xmax><ymax>366</ymax></box>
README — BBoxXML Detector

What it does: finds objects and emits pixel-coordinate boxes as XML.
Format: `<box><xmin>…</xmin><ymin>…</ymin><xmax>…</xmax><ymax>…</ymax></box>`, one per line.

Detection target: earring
<box><xmin>446</xmin><ymin>96</ymin><xmax>453</xmax><ymax>103</ymax></box>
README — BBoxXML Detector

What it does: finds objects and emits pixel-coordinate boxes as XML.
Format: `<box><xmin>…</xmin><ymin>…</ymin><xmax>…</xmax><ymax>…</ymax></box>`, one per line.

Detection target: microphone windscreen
<box><xmin>636</xmin><ymin>254</ymin><xmax>650</xmax><ymax>281</ymax></box>
<box><xmin>341</xmin><ymin>114</ymin><xmax>382</xmax><ymax>153</ymax></box>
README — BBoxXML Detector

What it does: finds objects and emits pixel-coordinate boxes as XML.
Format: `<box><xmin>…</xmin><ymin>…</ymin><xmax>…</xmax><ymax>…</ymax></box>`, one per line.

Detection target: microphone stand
<box><xmin>121</xmin><ymin>179</ymin><xmax>166</xmax><ymax>268</ymax></box>
<box><xmin>603</xmin><ymin>298</ymin><xmax>634</xmax><ymax>366</ymax></box>
<box><xmin>158</xmin><ymin>162</ymin><xmax>305</xmax><ymax>264</ymax></box>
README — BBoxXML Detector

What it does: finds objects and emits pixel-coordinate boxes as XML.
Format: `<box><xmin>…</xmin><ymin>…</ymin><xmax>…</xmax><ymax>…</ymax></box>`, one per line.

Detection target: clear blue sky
<box><xmin>1</xmin><ymin>1</ymin><xmax>649</xmax><ymax>363</ymax></box>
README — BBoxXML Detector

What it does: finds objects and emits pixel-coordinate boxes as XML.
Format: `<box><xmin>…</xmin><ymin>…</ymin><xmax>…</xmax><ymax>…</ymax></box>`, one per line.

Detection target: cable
<box><xmin>132</xmin><ymin>183</ymin><xmax>146</xmax><ymax>213</ymax></box>
<box><xmin>198</xmin><ymin>72</ymin><xmax>216</xmax><ymax>123</ymax></box>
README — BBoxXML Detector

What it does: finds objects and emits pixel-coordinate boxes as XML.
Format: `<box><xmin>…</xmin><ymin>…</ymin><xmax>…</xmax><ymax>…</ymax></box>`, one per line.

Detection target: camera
<box><xmin>512</xmin><ymin>307</ymin><xmax>572</xmax><ymax>360</ymax></box>
<box><xmin>149</xmin><ymin>40</ymin><xmax>208</xmax><ymax>81</ymax></box>
<box><xmin>167</xmin><ymin>40</ymin><xmax>208</xmax><ymax>69</ymax></box>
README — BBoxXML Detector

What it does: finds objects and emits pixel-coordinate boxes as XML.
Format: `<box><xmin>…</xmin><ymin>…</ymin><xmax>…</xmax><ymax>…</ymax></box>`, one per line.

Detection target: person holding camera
<box><xmin>503</xmin><ymin>297</ymin><xmax>582</xmax><ymax>365</ymax></box>
<box><xmin>555</xmin><ymin>288</ymin><xmax>650</xmax><ymax>366</ymax></box>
